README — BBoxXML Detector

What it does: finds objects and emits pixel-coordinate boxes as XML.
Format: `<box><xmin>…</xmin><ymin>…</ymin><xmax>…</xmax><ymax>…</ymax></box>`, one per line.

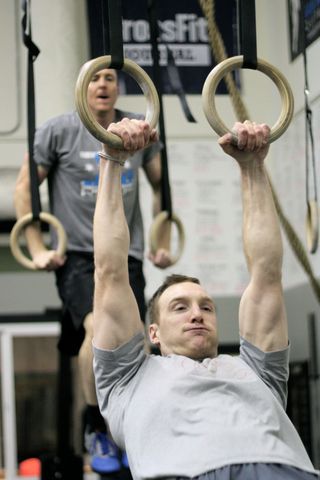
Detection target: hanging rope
<box><xmin>199</xmin><ymin>0</ymin><xmax>249</xmax><ymax>122</ymax></box>
<box><xmin>199</xmin><ymin>0</ymin><xmax>320</xmax><ymax>303</ymax></box>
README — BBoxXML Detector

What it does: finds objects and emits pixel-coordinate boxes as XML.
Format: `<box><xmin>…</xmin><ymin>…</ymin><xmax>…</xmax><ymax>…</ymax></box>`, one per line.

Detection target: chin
<box><xmin>188</xmin><ymin>343</ymin><xmax>217</xmax><ymax>361</ymax></box>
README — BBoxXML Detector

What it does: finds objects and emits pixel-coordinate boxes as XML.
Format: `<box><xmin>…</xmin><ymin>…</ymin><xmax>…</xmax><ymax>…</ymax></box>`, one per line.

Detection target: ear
<box><xmin>149</xmin><ymin>323</ymin><xmax>160</xmax><ymax>346</ymax></box>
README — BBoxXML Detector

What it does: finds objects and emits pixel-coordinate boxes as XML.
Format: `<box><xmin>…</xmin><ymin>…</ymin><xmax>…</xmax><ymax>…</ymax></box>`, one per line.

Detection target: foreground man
<box><xmin>93</xmin><ymin>118</ymin><xmax>319</xmax><ymax>480</ymax></box>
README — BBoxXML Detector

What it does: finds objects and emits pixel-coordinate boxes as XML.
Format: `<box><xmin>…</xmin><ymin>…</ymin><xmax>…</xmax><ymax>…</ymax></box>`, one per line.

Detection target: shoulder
<box><xmin>37</xmin><ymin>111</ymin><xmax>80</xmax><ymax>134</ymax></box>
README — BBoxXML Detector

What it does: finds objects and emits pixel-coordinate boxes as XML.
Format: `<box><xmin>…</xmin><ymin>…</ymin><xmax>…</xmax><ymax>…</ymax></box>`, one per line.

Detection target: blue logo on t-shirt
<box><xmin>80</xmin><ymin>152</ymin><xmax>99</xmax><ymax>197</ymax></box>
<box><xmin>80</xmin><ymin>152</ymin><xmax>135</xmax><ymax>196</ymax></box>
<box><xmin>121</xmin><ymin>168</ymin><xmax>134</xmax><ymax>186</ymax></box>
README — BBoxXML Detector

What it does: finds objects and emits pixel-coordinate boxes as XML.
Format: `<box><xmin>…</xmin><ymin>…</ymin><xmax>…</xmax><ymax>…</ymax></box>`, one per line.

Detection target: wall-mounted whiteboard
<box><xmin>140</xmin><ymin>139</ymin><xmax>249</xmax><ymax>300</ymax></box>
<box><xmin>271</xmin><ymin>94</ymin><xmax>320</xmax><ymax>292</ymax></box>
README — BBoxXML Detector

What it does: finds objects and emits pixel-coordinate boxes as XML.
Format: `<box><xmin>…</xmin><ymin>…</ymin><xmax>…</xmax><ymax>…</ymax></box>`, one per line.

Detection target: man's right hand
<box><xmin>103</xmin><ymin>118</ymin><xmax>159</xmax><ymax>161</ymax></box>
<box><xmin>32</xmin><ymin>250</ymin><xmax>66</xmax><ymax>271</ymax></box>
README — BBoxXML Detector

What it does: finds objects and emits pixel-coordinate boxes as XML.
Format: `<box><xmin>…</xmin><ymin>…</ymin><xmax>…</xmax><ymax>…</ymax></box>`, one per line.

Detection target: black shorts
<box><xmin>55</xmin><ymin>251</ymin><xmax>146</xmax><ymax>356</ymax></box>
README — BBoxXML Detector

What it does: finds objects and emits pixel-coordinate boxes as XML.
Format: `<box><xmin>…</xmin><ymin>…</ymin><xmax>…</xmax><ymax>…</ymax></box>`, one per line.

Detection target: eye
<box><xmin>174</xmin><ymin>303</ymin><xmax>186</xmax><ymax>312</ymax></box>
<box><xmin>202</xmin><ymin>305</ymin><xmax>214</xmax><ymax>312</ymax></box>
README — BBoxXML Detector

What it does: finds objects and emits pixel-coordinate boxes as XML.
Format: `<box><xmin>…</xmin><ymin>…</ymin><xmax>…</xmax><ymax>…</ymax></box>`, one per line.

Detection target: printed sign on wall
<box><xmin>87</xmin><ymin>0</ymin><xmax>237</xmax><ymax>94</ymax></box>
<box><xmin>288</xmin><ymin>0</ymin><xmax>320</xmax><ymax>60</ymax></box>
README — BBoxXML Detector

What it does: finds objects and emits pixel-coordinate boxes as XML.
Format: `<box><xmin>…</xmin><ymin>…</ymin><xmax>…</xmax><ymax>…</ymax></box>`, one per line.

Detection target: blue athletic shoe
<box><xmin>85</xmin><ymin>430</ymin><xmax>121</xmax><ymax>474</ymax></box>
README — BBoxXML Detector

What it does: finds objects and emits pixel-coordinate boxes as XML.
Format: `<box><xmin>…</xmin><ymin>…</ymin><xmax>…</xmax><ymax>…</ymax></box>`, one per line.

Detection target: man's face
<box><xmin>149</xmin><ymin>282</ymin><xmax>218</xmax><ymax>360</ymax></box>
<box><xmin>87</xmin><ymin>68</ymin><xmax>119</xmax><ymax>116</ymax></box>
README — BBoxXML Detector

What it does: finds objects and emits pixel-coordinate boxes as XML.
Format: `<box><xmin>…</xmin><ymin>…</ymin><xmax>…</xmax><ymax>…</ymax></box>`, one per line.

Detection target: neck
<box><xmin>94</xmin><ymin>109</ymin><xmax>116</xmax><ymax>130</ymax></box>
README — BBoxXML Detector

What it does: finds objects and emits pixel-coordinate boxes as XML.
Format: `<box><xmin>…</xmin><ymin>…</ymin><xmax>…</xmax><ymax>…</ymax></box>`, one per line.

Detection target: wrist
<box><xmin>98</xmin><ymin>150</ymin><xmax>126</xmax><ymax>166</ymax></box>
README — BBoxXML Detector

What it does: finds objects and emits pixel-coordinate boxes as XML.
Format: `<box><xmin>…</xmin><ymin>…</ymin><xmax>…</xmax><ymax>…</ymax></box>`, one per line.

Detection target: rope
<box><xmin>199</xmin><ymin>0</ymin><xmax>320</xmax><ymax>303</ymax></box>
<box><xmin>199</xmin><ymin>0</ymin><xmax>249</xmax><ymax>122</ymax></box>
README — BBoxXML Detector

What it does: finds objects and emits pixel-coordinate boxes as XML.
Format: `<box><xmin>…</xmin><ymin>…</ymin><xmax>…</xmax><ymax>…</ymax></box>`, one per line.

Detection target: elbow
<box><xmin>94</xmin><ymin>263</ymin><xmax>127</xmax><ymax>292</ymax></box>
<box><xmin>251</xmin><ymin>258</ymin><xmax>283</xmax><ymax>287</ymax></box>
<box><xmin>94</xmin><ymin>250</ymin><xmax>127</xmax><ymax>284</ymax></box>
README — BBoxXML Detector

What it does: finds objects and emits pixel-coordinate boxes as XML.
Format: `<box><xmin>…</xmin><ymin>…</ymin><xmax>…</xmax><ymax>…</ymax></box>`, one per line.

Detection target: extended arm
<box><xmin>93</xmin><ymin>118</ymin><xmax>158</xmax><ymax>350</ymax></box>
<box><xmin>14</xmin><ymin>153</ymin><xmax>65</xmax><ymax>270</ymax></box>
<box><xmin>219</xmin><ymin>121</ymin><xmax>288</xmax><ymax>352</ymax></box>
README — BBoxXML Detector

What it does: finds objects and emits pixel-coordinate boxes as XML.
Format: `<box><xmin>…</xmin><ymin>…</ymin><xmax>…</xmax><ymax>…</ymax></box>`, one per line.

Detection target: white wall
<box><xmin>0</xmin><ymin>0</ymin><xmax>89</xmax><ymax>217</ymax></box>
<box><xmin>0</xmin><ymin>0</ymin><xmax>320</xmax><ymax>363</ymax></box>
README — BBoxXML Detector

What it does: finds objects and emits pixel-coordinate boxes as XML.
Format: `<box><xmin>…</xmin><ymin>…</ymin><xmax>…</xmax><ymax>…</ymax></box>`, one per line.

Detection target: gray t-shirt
<box><xmin>93</xmin><ymin>333</ymin><xmax>318</xmax><ymax>480</ymax></box>
<box><xmin>34</xmin><ymin>110</ymin><xmax>161</xmax><ymax>260</ymax></box>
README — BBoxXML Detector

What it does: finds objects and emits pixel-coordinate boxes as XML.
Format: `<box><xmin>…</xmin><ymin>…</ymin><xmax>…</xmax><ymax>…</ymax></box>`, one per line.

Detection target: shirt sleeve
<box><xmin>239</xmin><ymin>336</ymin><xmax>290</xmax><ymax>409</ymax></box>
<box><xmin>33</xmin><ymin>118</ymin><xmax>58</xmax><ymax>169</ymax></box>
<box><xmin>93</xmin><ymin>332</ymin><xmax>146</xmax><ymax>440</ymax></box>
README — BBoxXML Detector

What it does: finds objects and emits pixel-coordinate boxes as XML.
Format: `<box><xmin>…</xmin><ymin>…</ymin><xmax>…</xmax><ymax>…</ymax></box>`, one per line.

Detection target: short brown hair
<box><xmin>148</xmin><ymin>274</ymin><xmax>200</xmax><ymax>324</ymax></box>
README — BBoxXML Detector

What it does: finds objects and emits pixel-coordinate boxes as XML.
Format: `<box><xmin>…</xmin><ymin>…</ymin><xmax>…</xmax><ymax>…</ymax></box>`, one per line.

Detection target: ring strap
<box><xmin>147</xmin><ymin>0</ymin><xmax>172</xmax><ymax>218</ymax></box>
<box><xmin>21</xmin><ymin>0</ymin><xmax>42</xmax><ymax>220</ymax></box>
<box><xmin>147</xmin><ymin>0</ymin><xmax>185</xmax><ymax>263</ymax></box>
<box><xmin>101</xmin><ymin>0</ymin><xmax>124</xmax><ymax>69</ymax></box>
<box><xmin>147</xmin><ymin>0</ymin><xmax>196</xmax><ymax>124</ymax></box>
<box><xmin>166</xmin><ymin>46</ymin><xmax>196</xmax><ymax>123</ymax></box>
<box><xmin>237</xmin><ymin>0</ymin><xmax>257</xmax><ymax>69</ymax></box>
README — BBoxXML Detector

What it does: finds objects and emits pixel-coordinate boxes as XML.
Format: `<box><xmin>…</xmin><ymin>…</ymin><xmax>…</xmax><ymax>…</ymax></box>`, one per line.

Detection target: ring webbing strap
<box><xmin>101</xmin><ymin>0</ymin><xmax>110</xmax><ymax>55</ymax></box>
<box><xmin>147</xmin><ymin>0</ymin><xmax>172</xmax><ymax>217</ymax></box>
<box><xmin>21</xmin><ymin>0</ymin><xmax>42</xmax><ymax>220</ymax></box>
<box><xmin>237</xmin><ymin>0</ymin><xmax>257</xmax><ymax>69</ymax></box>
<box><xmin>101</xmin><ymin>0</ymin><xmax>124</xmax><ymax>69</ymax></box>
<box><xmin>166</xmin><ymin>46</ymin><xmax>196</xmax><ymax>123</ymax></box>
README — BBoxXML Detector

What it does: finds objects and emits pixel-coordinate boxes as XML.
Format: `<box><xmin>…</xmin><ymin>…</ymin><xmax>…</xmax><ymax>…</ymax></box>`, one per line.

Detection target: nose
<box><xmin>97</xmin><ymin>77</ymin><xmax>107</xmax><ymax>88</ymax></box>
<box><xmin>190</xmin><ymin>304</ymin><xmax>203</xmax><ymax>323</ymax></box>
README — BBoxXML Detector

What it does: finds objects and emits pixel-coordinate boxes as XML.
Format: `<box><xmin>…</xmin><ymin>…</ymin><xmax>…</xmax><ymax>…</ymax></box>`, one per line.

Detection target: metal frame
<box><xmin>0</xmin><ymin>321</ymin><xmax>60</xmax><ymax>479</ymax></box>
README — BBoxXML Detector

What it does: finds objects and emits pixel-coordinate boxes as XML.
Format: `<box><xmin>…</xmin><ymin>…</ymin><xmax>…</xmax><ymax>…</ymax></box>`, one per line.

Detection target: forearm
<box><xmin>93</xmin><ymin>150</ymin><xmax>144</xmax><ymax>350</ymax></box>
<box><xmin>152</xmin><ymin>184</ymin><xmax>162</xmax><ymax>217</ymax></box>
<box><xmin>14</xmin><ymin>175</ymin><xmax>46</xmax><ymax>256</ymax></box>
<box><xmin>240</xmin><ymin>161</ymin><xmax>283</xmax><ymax>283</ymax></box>
<box><xmin>94</xmin><ymin>158</ymin><xmax>129</xmax><ymax>279</ymax></box>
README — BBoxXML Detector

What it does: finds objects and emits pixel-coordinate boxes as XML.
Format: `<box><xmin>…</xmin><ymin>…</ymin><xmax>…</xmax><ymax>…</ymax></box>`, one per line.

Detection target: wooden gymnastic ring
<box><xmin>75</xmin><ymin>56</ymin><xmax>160</xmax><ymax>148</ymax></box>
<box><xmin>202</xmin><ymin>55</ymin><xmax>294</xmax><ymax>143</ymax></box>
<box><xmin>149</xmin><ymin>211</ymin><xmax>185</xmax><ymax>265</ymax></box>
<box><xmin>10</xmin><ymin>212</ymin><xmax>67</xmax><ymax>270</ymax></box>
<box><xmin>306</xmin><ymin>200</ymin><xmax>319</xmax><ymax>254</ymax></box>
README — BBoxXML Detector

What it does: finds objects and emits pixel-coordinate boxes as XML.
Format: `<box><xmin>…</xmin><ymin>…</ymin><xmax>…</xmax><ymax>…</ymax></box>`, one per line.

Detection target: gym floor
<box><xmin>13</xmin><ymin>472</ymin><xmax>132</xmax><ymax>480</ymax></box>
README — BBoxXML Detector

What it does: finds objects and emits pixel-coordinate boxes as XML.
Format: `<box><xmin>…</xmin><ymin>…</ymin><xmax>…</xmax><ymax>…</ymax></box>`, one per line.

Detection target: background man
<box><xmin>14</xmin><ymin>68</ymin><xmax>171</xmax><ymax>476</ymax></box>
